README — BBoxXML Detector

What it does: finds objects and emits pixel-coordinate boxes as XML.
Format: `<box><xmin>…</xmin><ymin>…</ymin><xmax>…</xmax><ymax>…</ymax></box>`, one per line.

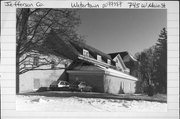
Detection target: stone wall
<box><xmin>68</xmin><ymin>71</ymin><xmax>136</xmax><ymax>94</ymax></box>
<box><xmin>104</xmin><ymin>74</ymin><xmax>136</xmax><ymax>94</ymax></box>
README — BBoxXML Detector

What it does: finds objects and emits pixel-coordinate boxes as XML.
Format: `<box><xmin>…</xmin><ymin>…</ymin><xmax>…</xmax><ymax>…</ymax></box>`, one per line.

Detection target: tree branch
<box><xmin>28</xmin><ymin>9</ymin><xmax>52</xmax><ymax>42</ymax></box>
<box><xmin>19</xmin><ymin>67</ymin><xmax>66</xmax><ymax>75</ymax></box>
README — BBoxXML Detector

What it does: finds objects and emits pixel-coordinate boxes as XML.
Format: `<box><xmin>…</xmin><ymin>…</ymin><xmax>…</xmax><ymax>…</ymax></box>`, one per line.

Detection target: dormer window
<box><xmin>83</xmin><ymin>49</ymin><xmax>89</xmax><ymax>57</ymax></box>
<box><xmin>97</xmin><ymin>55</ymin><xmax>102</xmax><ymax>61</ymax></box>
<box><xmin>107</xmin><ymin>59</ymin><xmax>111</xmax><ymax>65</ymax></box>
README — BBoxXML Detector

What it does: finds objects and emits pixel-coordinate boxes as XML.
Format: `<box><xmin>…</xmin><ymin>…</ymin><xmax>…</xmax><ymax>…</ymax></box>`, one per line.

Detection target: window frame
<box><xmin>97</xmin><ymin>55</ymin><xmax>102</xmax><ymax>61</ymax></box>
<box><xmin>83</xmin><ymin>49</ymin><xmax>89</xmax><ymax>57</ymax></box>
<box><xmin>33</xmin><ymin>56</ymin><xmax>39</xmax><ymax>66</ymax></box>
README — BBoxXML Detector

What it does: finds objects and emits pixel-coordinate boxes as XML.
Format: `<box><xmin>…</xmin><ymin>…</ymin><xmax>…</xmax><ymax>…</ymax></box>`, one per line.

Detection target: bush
<box><xmin>36</xmin><ymin>87</ymin><xmax>49</xmax><ymax>92</ymax></box>
<box><xmin>147</xmin><ymin>85</ymin><xmax>154</xmax><ymax>96</ymax></box>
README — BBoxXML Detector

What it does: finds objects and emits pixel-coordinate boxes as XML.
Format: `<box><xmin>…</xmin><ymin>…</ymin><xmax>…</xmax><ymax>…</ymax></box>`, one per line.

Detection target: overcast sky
<box><xmin>77</xmin><ymin>9</ymin><xmax>166</xmax><ymax>56</ymax></box>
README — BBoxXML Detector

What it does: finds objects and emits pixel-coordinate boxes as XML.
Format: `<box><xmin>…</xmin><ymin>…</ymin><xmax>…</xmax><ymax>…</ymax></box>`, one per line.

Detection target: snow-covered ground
<box><xmin>16</xmin><ymin>95</ymin><xmax>167</xmax><ymax>112</ymax></box>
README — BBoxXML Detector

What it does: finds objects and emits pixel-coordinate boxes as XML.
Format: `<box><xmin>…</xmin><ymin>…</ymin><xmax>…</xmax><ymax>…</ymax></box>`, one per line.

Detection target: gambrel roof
<box><xmin>44</xmin><ymin>31</ymin><xmax>116</xmax><ymax>68</ymax></box>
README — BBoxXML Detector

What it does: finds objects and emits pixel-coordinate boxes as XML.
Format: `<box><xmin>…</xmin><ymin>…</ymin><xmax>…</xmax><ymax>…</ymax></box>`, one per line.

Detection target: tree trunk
<box><xmin>16</xmin><ymin>55</ymin><xmax>20</xmax><ymax>94</ymax></box>
<box><xmin>16</xmin><ymin>8</ymin><xmax>30</xmax><ymax>94</ymax></box>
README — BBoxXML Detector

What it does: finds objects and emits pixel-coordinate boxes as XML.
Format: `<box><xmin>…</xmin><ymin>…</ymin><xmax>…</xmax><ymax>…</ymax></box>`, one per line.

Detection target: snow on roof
<box><xmin>129</xmin><ymin>53</ymin><xmax>138</xmax><ymax>62</ymax></box>
<box><xmin>97</xmin><ymin>65</ymin><xmax>138</xmax><ymax>81</ymax></box>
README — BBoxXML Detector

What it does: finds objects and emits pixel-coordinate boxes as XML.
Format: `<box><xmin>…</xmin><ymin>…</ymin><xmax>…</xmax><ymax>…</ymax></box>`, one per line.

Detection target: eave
<box><xmin>78</xmin><ymin>55</ymin><xmax>116</xmax><ymax>69</ymax></box>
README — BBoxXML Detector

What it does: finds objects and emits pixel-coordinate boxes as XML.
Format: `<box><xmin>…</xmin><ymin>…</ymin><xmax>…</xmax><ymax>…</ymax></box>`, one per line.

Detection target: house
<box><xmin>62</xmin><ymin>37</ymin><xmax>137</xmax><ymax>94</ymax></box>
<box><xmin>19</xmin><ymin>31</ymin><xmax>138</xmax><ymax>94</ymax></box>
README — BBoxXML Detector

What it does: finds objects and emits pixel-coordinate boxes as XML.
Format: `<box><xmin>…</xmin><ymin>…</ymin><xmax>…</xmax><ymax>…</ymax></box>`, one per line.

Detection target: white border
<box><xmin>1</xmin><ymin>1</ymin><xmax>179</xmax><ymax>119</ymax></box>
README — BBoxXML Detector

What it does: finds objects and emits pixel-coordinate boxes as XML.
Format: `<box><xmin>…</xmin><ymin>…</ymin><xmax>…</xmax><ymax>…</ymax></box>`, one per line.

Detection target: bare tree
<box><xmin>16</xmin><ymin>8</ymin><xmax>81</xmax><ymax>93</ymax></box>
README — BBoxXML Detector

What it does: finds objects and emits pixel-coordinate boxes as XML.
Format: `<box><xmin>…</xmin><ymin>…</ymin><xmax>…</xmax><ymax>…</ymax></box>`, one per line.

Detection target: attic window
<box><xmin>116</xmin><ymin>59</ymin><xmax>118</xmax><ymax>63</ymax></box>
<box><xmin>83</xmin><ymin>49</ymin><xmax>89</xmax><ymax>57</ymax></box>
<box><xmin>97</xmin><ymin>55</ymin><xmax>102</xmax><ymax>61</ymax></box>
<box><xmin>51</xmin><ymin>60</ymin><xmax>56</xmax><ymax>69</ymax></box>
<box><xmin>33</xmin><ymin>56</ymin><xmax>39</xmax><ymax>66</ymax></box>
<box><xmin>107</xmin><ymin>59</ymin><xmax>111</xmax><ymax>65</ymax></box>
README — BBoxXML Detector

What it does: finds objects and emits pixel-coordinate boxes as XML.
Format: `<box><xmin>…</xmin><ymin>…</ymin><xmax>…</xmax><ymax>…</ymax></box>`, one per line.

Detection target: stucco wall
<box><xmin>19</xmin><ymin>69</ymin><xmax>64</xmax><ymax>93</ymax></box>
<box><xmin>68</xmin><ymin>73</ymin><xmax>104</xmax><ymax>92</ymax></box>
<box><xmin>104</xmin><ymin>74</ymin><xmax>136</xmax><ymax>94</ymax></box>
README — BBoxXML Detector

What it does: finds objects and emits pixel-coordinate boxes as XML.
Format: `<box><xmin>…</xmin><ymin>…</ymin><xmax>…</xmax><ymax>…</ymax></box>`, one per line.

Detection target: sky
<box><xmin>77</xmin><ymin>9</ymin><xmax>166</xmax><ymax>56</ymax></box>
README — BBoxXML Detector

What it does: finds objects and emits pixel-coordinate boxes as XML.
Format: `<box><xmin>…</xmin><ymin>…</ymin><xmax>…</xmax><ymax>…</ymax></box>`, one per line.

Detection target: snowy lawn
<box><xmin>16</xmin><ymin>95</ymin><xmax>167</xmax><ymax>112</ymax></box>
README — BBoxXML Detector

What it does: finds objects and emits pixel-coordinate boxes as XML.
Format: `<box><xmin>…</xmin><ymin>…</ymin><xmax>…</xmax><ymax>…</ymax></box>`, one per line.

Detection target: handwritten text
<box><xmin>4</xmin><ymin>1</ymin><xmax>44</xmax><ymax>7</ymax></box>
<box><xmin>71</xmin><ymin>2</ymin><xmax>99</xmax><ymax>8</ymax></box>
<box><xmin>128</xmin><ymin>2</ymin><xmax>166</xmax><ymax>8</ymax></box>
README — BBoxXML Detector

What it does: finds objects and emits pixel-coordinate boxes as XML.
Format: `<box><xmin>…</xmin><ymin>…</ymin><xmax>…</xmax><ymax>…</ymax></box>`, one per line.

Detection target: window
<box><xmin>34</xmin><ymin>78</ymin><xmax>40</xmax><ymax>90</ymax></box>
<box><xmin>116</xmin><ymin>59</ymin><xmax>118</xmax><ymax>63</ymax></box>
<box><xmin>51</xmin><ymin>60</ymin><xmax>56</xmax><ymax>69</ymax></box>
<box><xmin>33</xmin><ymin>56</ymin><xmax>39</xmax><ymax>66</ymax></box>
<box><xmin>97</xmin><ymin>55</ymin><xmax>102</xmax><ymax>61</ymax></box>
<box><xmin>83</xmin><ymin>49</ymin><xmax>89</xmax><ymax>57</ymax></box>
<box><xmin>107</xmin><ymin>59</ymin><xmax>111</xmax><ymax>65</ymax></box>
